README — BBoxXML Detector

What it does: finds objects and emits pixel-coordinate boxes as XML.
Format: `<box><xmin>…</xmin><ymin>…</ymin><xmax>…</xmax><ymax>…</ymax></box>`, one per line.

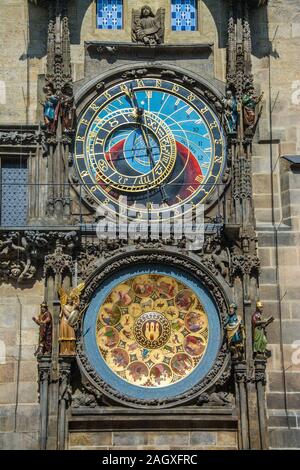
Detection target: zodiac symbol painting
<box><xmin>96</xmin><ymin>274</ymin><xmax>209</xmax><ymax>388</ymax></box>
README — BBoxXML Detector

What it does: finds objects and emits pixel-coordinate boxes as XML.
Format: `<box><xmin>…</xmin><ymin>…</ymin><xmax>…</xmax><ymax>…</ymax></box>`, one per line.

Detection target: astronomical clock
<box><xmin>75</xmin><ymin>76</ymin><xmax>226</xmax><ymax>217</ymax></box>
<box><xmin>80</xmin><ymin>264</ymin><xmax>225</xmax><ymax>405</ymax></box>
<box><xmin>74</xmin><ymin>68</ymin><xmax>229</xmax><ymax>408</ymax></box>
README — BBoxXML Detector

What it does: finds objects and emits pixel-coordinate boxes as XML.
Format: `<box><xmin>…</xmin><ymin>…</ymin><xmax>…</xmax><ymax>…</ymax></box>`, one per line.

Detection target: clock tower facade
<box><xmin>0</xmin><ymin>0</ymin><xmax>299</xmax><ymax>451</ymax></box>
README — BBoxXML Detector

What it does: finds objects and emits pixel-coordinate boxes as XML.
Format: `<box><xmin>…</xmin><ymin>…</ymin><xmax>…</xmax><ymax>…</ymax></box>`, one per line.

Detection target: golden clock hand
<box><xmin>139</xmin><ymin>123</ymin><xmax>168</xmax><ymax>203</ymax></box>
<box><xmin>124</xmin><ymin>85</ymin><xmax>143</xmax><ymax>120</ymax></box>
<box><xmin>124</xmin><ymin>85</ymin><xmax>168</xmax><ymax>202</ymax></box>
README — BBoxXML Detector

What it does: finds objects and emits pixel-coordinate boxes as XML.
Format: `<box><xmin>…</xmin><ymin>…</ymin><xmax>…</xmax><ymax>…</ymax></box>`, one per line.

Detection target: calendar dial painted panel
<box><xmin>82</xmin><ymin>265</ymin><xmax>222</xmax><ymax>402</ymax></box>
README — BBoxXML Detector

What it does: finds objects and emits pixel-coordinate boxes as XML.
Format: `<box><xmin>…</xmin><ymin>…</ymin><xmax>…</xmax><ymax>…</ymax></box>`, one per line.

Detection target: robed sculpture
<box><xmin>132</xmin><ymin>5</ymin><xmax>165</xmax><ymax>45</ymax></box>
<box><xmin>58</xmin><ymin>283</ymin><xmax>85</xmax><ymax>355</ymax></box>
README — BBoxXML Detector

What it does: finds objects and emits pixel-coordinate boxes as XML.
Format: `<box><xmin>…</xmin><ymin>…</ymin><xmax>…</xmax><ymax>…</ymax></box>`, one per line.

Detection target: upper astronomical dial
<box><xmin>75</xmin><ymin>77</ymin><xmax>226</xmax><ymax>214</ymax></box>
<box><xmin>91</xmin><ymin>108</ymin><xmax>177</xmax><ymax>192</ymax></box>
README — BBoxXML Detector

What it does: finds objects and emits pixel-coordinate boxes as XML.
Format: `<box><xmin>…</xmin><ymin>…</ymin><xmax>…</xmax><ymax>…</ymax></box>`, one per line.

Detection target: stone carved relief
<box><xmin>44</xmin><ymin>246</ymin><xmax>74</xmax><ymax>277</ymax></box>
<box><xmin>76</xmin><ymin>234</ymin><xmax>235</xmax><ymax>288</ymax></box>
<box><xmin>59</xmin><ymin>363</ymin><xmax>73</xmax><ymax>407</ymax></box>
<box><xmin>0</xmin><ymin>131</ymin><xmax>37</xmax><ymax>145</ymax></box>
<box><xmin>72</xmin><ymin>389</ymin><xmax>98</xmax><ymax>408</ymax></box>
<box><xmin>230</xmin><ymin>251</ymin><xmax>260</xmax><ymax>277</ymax></box>
<box><xmin>197</xmin><ymin>391</ymin><xmax>233</xmax><ymax>407</ymax></box>
<box><xmin>233</xmin><ymin>359</ymin><xmax>267</xmax><ymax>385</ymax></box>
<box><xmin>72</xmin><ymin>381</ymin><xmax>104</xmax><ymax>409</ymax></box>
<box><xmin>0</xmin><ymin>230</ymin><xmax>77</xmax><ymax>283</ymax></box>
<box><xmin>122</xmin><ymin>68</ymin><xmax>148</xmax><ymax>79</ymax></box>
<box><xmin>37</xmin><ymin>360</ymin><xmax>51</xmax><ymax>384</ymax></box>
<box><xmin>229</xmin><ymin>228</ymin><xmax>260</xmax><ymax>301</ymax></box>
<box><xmin>76</xmin><ymin>237</ymin><xmax>190</xmax><ymax>282</ymax></box>
<box><xmin>132</xmin><ymin>6</ymin><xmax>165</xmax><ymax>45</ymax></box>
<box><xmin>193</xmin><ymin>233</ymin><xmax>231</xmax><ymax>284</ymax></box>
<box><xmin>0</xmin><ymin>231</ymin><xmax>48</xmax><ymax>282</ymax></box>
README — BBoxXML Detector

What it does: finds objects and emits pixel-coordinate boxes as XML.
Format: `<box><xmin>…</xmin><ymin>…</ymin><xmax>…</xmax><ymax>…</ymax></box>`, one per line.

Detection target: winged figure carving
<box><xmin>58</xmin><ymin>282</ymin><xmax>85</xmax><ymax>308</ymax></box>
<box><xmin>58</xmin><ymin>282</ymin><xmax>85</xmax><ymax>355</ymax></box>
<box><xmin>132</xmin><ymin>5</ymin><xmax>165</xmax><ymax>45</ymax></box>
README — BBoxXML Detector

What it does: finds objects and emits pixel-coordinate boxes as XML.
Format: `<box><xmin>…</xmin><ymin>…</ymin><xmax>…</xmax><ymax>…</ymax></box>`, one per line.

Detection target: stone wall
<box><xmin>0</xmin><ymin>0</ymin><xmax>47</xmax><ymax>124</ymax></box>
<box><xmin>252</xmin><ymin>0</ymin><xmax>300</xmax><ymax>449</ymax></box>
<box><xmin>68</xmin><ymin>430</ymin><xmax>238</xmax><ymax>450</ymax></box>
<box><xmin>0</xmin><ymin>1</ymin><xmax>227</xmax><ymax>125</ymax></box>
<box><xmin>0</xmin><ymin>282</ymin><xmax>43</xmax><ymax>450</ymax></box>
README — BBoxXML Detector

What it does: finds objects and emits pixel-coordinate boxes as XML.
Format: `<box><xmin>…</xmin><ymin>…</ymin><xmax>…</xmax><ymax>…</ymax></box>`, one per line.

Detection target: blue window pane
<box><xmin>171</xmin><ymin>0</ymin><xmax>197</xmax><ymax>32</ymax></box>
<box><xmin>96</xmin><ymin>0</ymin><xmax>123</xmax><ymax>30</ymax></box>
<box><xmin>1</xmin><ymin>160</ymin><xmax>28</xmax><ymax>226</ymax></box>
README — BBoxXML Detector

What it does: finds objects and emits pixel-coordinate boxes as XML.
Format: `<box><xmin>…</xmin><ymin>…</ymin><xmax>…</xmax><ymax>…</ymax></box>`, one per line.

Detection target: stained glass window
<box><xmin>1</xmin><ymin>159</ymin><xmax>28</xmax><ymax>226</ymax></box>
<box><xmin>171</xmin><ymin>0</ymin><xmax>198</xmax><ymax>32</ymax></box>
<box><xmin>96</xmin><ymin>0</ymin><xmax>123</xmax><ymax>30</ymax></box>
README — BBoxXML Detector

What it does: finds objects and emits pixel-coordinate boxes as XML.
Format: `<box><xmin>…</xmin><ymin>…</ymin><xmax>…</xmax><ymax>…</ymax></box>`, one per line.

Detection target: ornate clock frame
<box><xmin>76</xmin><ymin>250</ymin><xmax>232</xmax><ymax>409</ymax></box>
<box><xmin>71</xmin><ymin>62</ymin><xmax>229</xmax><ymax>217</ymax></box>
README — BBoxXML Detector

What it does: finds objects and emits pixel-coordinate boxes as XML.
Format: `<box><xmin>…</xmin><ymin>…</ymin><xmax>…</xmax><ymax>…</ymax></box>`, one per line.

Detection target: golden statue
<box><xmin>58</xmin><ymin>283</ymin><xmax>85</xmax><ymax>355</ymax></box>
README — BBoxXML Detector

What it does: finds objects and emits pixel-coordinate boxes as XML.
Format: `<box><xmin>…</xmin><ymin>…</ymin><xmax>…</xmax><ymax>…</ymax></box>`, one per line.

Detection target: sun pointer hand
<box><xmin>124</xmin><ymin>85</ymin><xmax>144</xmax><ymax>120</ymax></box>
<box><xmin>124</xmin><ymin>85</ymin><xmax>168</xmax><ymax>203</ymax></box>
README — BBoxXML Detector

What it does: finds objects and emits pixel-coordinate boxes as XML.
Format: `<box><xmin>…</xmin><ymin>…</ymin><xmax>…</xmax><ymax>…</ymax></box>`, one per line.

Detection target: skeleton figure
<box><xmin>61</xmin><ymin>84</ymin><xmax>75</xmax><ymax>133</ymax></box>
<box><xmin>132</xmin><ymin>5</ymin><xmax>165</xmax><ymax>45</ymax></box>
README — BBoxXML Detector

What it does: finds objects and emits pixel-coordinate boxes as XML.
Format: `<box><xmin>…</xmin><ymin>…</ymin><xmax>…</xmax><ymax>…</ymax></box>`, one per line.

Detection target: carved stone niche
<box><xmin>76</xmin><ymin>249</ymin><xmax>232</xmax><ymax>409</ymax></box>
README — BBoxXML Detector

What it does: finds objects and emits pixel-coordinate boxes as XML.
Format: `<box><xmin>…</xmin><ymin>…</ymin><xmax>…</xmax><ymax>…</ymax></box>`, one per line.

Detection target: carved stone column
<box><xmin>43</xmin><ymin>234</ymin><xmax>76</xmax><ymax>449</ymax></box>
<box><xmin>43</xmin><ymin>0</ymin><xmax>74</xmax><ymax>223</ymax></box>
<box><xmin>58</xmin><ymin>357</ymin><xmax>73</xmax><ymax>450</ymax></box>
<box><xmin>254</xmin><ymin>358</ymin><xmax>268</xmax><ymax>449</ymax></box>
<box><xmin>45</xmin><ymin>243</ymin><xmax>74</xmax><ymax>374</ymax></box>
<box><xmin>233</xmin><ymin>361</ymin><xmax>249</xmax><ymax>449</ymax></box>
<box><xmin>38</xmin><ymin>356</ymin><xmax>51</xmax><ymax>450</ymax></box>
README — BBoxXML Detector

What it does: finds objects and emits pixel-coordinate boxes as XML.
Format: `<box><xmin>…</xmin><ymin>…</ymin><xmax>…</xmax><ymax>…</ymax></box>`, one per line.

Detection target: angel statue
<box><xmin>132</xmin><ymin>5</ymin><xmax>165</xmax><ymax>45</ymax></box>
<box><xmin>58</xmin><ymin>283</ymin><xmax>85</xmax><ymax>355</ymax></box>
